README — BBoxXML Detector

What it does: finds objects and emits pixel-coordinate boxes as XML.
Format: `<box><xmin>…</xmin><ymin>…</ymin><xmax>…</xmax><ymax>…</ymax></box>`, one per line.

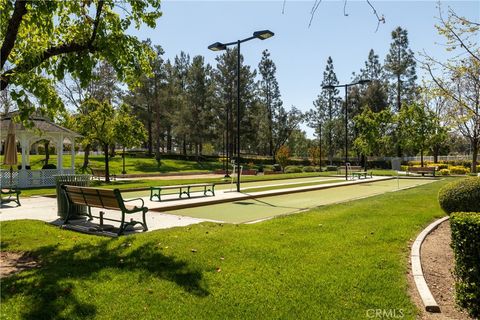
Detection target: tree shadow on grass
<box><xmin>1</xmin><ymin>239</ymin><xmax>209</xmax><ymax>319</ymax></box>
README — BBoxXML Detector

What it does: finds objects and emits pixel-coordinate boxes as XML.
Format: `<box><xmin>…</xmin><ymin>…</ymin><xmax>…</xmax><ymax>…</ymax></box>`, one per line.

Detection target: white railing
<box><xmin>1</xmin><ymin>169</ymin><xmax>75</xmax><ymax>188</ymax></box>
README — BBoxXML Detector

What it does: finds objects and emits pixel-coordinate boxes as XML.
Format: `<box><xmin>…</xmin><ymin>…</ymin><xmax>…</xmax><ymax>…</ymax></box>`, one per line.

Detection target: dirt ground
<box><xmin>408</xmin><ymin>220</ymin><xmax>474</xmax><ymax>320</ymax></box>
<box><xmin>0</xmin><ymin>251</ymin><xmax>40</xmax><ymax>278</ymax></box>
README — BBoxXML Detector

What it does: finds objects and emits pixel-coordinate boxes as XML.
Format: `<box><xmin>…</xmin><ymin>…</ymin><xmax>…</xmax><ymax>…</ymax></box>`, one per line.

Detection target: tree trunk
<box><xmin>109</xmin><ymin>144</ymin><xmax>115</xmax><ymax>158</ymax></box>
<box><xmin>472</xmin><ymin>138</ymin><xmax>479</xmax><ymax>173</ymax></box>
<box><xmin>182</xmin><ymin>135</ymin><xmax>187</xmax><ymax>155</ymax></box>
<box><xmin>44</xmin><ymin>141</ymin><xmax>50</xmax><ymax>165</ymax></box>
<box><xmin>433</xmin><ymin>144</ymin><xmax>439</xmax><ymax>164</ymax></box>
<box><xmin>147</xmin><ymin>117</ymin><xmax>153</xmax><ymax>157</ymax></box>
<box><xmin>82</xmin><ymin>144</ymin><xmax>91</xmax><ymax>170</ymax></box>
<box><xmin>167</xmin><ymin>126</ymin><xmax>172</xmax><ymax>153</ymax></box>
<box><xmin>420</xmin><ymin>149</ymin><xmax>424</xmax><ymax>167</ymax></box>
<box><xmin>104</xmin><ymin>143</ymin><xmax>110</xmax><ymax>183</ymax></box>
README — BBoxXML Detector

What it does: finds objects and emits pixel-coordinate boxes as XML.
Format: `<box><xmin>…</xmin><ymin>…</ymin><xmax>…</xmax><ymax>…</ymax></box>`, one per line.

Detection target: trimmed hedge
<box><xmin>284</xmin><ymin>166</ymin><xmax>302</xmax><ymax>173</ymax></box>
<box><xmin>302</xmin><ymin>166</ymin><xmax>316</xmax><ymax>172</ymax></box>
<box><xmin>438</xmin><ymin>177</ymin><xmax>480</xmax><ymax>214</ymax></box>
<box><xmin>450</xmin><ymin>212</ymin><xmax>480</xmax><ymax>318</ymax></box>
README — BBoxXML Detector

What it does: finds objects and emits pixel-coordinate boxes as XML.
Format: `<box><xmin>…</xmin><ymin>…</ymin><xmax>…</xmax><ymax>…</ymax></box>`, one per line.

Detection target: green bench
<box><xmin>0</xmin><ymin>187</ymin><xmax>21</xmax><ymax>206</ymax></box>
<box><xmin>351</xmin><ymin>171</ymin><xmax>372</xmax><ymax>180</ymax></box>
<box><xmin>150</xmin><ymin>183</ymin><xmax>216</xmax><ymax>202</ymax></box>
<box><xmin>62</xmin><ymin>185</ymin><xmax>148</xmax><ymax>235</ymax></box>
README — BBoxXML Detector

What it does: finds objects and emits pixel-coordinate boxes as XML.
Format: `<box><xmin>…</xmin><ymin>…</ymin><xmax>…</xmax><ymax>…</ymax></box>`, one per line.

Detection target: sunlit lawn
<box><xmin>0</xmin><ymin>178</ymin><xmax>450</xmax><ymax>319</ymax></box>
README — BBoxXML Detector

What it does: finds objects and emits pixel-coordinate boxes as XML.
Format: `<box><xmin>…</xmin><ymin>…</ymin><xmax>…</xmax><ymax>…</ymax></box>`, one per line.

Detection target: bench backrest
<box><xmin>408</xmin><ymin>166</ymin><xmax>435</xmax><ymax>172</ymax></box>
<box><xmin>62</xmin><ymin>185</ymin><xmax>124</xmax><ymax>211</ymax></box>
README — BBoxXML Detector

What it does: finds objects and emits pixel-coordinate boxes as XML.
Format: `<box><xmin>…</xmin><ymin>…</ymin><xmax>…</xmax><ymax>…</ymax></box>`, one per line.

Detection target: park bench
<box><xmin>242</xmin><ymin>169</ymin><xmax>257</xmax><ymax>175</ymax></box>
<box><xmin>0</xmin><ymin>187</ymin><xmax>21</xmax><ymax>206</ymax></box>
<box><xmin>407</xmin><ymin>166</ymin><xmax>436</xmax><ymax>177</ymax></box>
<box><xmin>337</xmin><ymin>165</ymin><xmax>363</xmax><ymax>174</ymax></box>
<box><xmin>150</xmin><ymin>183</ymin><xmax>215</xmax><ymax>202</ymax></box>
<box><xmin>62</xmin><ymin>185</ymin><xmax>148</xmax><ymax>235</ymax></box>
<box><xmin>90</xmin><ymin>167</ymin><xmax>116</xmax><ymax>181</ymax></box>
<box><xmin>351</xmin><ymin>171</ymin><xmax>372</xmax><ymax>180</ymax></box>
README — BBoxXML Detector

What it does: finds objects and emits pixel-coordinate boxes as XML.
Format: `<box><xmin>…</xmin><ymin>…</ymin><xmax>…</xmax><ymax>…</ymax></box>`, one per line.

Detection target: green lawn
<box><xmin>1</xmin><ymin>154</ymin><xmax>224</xmax><ymax>174</ymax></box>
<box><xmin>0</xmin><ymin>178</ymin><xmax>450</xmax><ymax>319</ymax></box>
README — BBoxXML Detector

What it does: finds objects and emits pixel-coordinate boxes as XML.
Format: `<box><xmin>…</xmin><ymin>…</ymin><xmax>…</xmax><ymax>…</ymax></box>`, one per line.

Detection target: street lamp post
<box><xmin>322</xmin><ymin>79</ymin><xmax>371</xmax><ymax>181</ymax></box>
<box><xmin>209</xmin><ymin>30</ymin><xmax>274</xmax><ymax>192</ymax></box>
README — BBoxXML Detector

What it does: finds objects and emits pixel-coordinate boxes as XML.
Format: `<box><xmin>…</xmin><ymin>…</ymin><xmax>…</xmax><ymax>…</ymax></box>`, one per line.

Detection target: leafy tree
<box><xmin>172</xmin><ymin>51</ymin><xmax>191</xmax><ymax>155</ymax></box>
<box><xmin>397</xmin><ymin>103</ymin><xmax>439</xmax><ymax>167</ymax></box>
<box><xmin>58</xmin><ymin>61</ymin><xmax>120</xmax><ymax>169</ymax></box>
<box><xmin>258</xmin><ymin>49</ymin><xmax>283</xmax><ymax>158</ymax></box>
<box><xmin>77</xmin><ymin>99</ymin><xmax>146</xmax><ymax>181</ymax></box>
<box><xmin>272</xmin><ymin>106</ymin><xmax>304</xmax><ymax>159</ymax></box>
<box><xmin>286</xmin><ymin>129</ymin><xmax>311</xmax><ymax>158</ymax></box>
<box><xmin>308</xmin><ymin>146</ymin><xmax>320</xmax><ymax>167</ymax></box>
<box><xmin>115</xmin><ymin>104</ymin><xmax>147</xmax><ymax>174</ymax></box>
<box><xmin>384</xmin><ymin>27</ymin><xmax>417</xmax><ymax>112</ymax></box>
<box><xmin>275</xmin><ymin>145</ymin><xmax>290</xmax><ymax>172</ymax></box>
<box><xmin>353</xmin><ymin>107</ymin><xmax>393</xmax><ymax>168</ymax></box>
<box><xmin>421</xmin><ymin>7</ymin><xmax>479</xmax><ymax>172</ymax></box>
<box><xmin>0</xmin><ymin>0</ymin><xmax>161</xmax><ymax>120</ymax></box>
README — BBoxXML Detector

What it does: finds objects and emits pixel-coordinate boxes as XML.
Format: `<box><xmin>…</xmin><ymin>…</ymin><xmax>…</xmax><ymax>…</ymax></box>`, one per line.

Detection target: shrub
<box><xmin>302</xmin><ymin>166</ymin><xmax>316</xmax><ymax>172</ymax></box>
<box><xmin>449</xmin><ymin>166</ymin><xmax>470</xmax><ymax>175</ymax></box>
<box><xmin>42</xmin><ymin>164</ymin><xmax>57</xmax><ymax>169</ymax></box>
<box><xmin>438</xmin><ymin>177</ymin><xmax>480</xmax><ymax>214</ymax></box>
<box><xmin>439</xmin><ymin>169</ymin><xmax>450</xmax><ymax>176</ymax></box>
<box><xmin>275</xmin><ymin>145</ymin><xmax>290</xmax><ymax>171</ymax></box>
<box><xmin>430</xmin><ymin>163</ymin><xmax>448</xmax><ymax>170</ymax></box>
<box><xmin>326</xmin><ymin>165</ymin><xmax>337</xmax><ymax>172</ymax></box>
<box><xmin>400</xmin><ymin>165</ymin><xmax>409</xmax><ymax>171</ymax></box>
<box><xmin>284</xmin><ymin>166</ymin><xmax>302</xmax><ymax>173</ymax></box>
<box><xmin>450</xmin><ymin>212</ymin><xmax>480</xmax><ymax>318</ymax></box>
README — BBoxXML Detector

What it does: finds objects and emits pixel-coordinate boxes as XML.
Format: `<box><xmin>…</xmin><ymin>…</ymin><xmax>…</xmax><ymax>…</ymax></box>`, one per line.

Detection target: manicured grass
<box><xmin>1</xmin><ymin>154</ymin><xmax>224</xmax><ymax>173</ymax></box>
<box><xmin>0</xmin><ymin>178</ymin><xmax>450</xmax><ymax>319</ymax></box>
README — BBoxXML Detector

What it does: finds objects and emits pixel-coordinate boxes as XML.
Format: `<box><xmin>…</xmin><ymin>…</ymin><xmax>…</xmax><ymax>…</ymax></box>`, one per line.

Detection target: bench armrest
<box><xmin>124</xmin><ymin>197</ymin><xmax>145</xmax><ymax>208</ymax></box>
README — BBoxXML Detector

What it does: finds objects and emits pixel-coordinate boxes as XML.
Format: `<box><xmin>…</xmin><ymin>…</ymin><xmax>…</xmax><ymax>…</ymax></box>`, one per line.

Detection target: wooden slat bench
<box><xmin>407</xmin><ymin>166</ymin><xmax>436</xmax><ymax>177</ymax></box>
<box><xmin>90</xmin><ymin>167</ymin><xmax>116</xmax><ymax>181</ymax></box>
<box><xmin>0</xmin><ymin>187</ymin><xmax>21</xmax><ymax>206</ymax></box>
<box><xmin>62</xmin><ymin>185</ymin><xmax>148</xmax><ymax>235</ymax></box>
<box><xmin>150</xmin><ymin>183</ymin><xmax>215</xmax><ymax>202</ymax></box>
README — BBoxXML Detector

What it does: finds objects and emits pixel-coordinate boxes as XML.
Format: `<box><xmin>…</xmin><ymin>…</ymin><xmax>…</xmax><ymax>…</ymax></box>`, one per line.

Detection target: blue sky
<box><xmin>129</xmin><ymin>0</ymin><xmax>479</xmax><ymax>137</ymax></box>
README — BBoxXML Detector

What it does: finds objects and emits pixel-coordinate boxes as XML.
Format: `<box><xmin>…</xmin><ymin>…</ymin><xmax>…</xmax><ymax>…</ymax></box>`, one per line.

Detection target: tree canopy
<box><xmin>0</xmin><ymin>0</ymin><xmax>161</xmax><ymax>119</ymax></box>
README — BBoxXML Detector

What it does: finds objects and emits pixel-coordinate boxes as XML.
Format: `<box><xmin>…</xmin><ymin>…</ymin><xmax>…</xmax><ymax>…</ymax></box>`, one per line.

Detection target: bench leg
<box><xmin>150</xmin><ymin>188</ymin><xmax>161</xmax><ymax>201</ymax></box>
<box><xmin>142</xmin><ymin>210</ymin><xmax>148</xmax><ymax>232</ymax></box>
<box><xmin>99</xmin><ymin>211</ymin><xmax>104</xmax><ymax>226</ymax></box>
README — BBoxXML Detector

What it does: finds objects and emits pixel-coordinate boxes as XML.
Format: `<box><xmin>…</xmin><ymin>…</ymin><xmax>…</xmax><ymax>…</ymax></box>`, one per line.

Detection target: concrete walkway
<box><xmin>0</xmin><ymin>176</ymin><xmax>393</xmax><ymax>235</ymax></box>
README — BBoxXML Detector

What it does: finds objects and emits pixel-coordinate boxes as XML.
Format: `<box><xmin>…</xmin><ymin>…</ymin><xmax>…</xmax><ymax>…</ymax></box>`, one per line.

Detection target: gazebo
<box><xmin>0</xmin><ymin>112</ymin><xmax>81</xmax><ymax>188</ymax></box>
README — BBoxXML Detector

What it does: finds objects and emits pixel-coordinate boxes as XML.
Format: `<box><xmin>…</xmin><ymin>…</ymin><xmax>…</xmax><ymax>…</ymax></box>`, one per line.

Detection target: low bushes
<box><xmin>439</xmin><ymin>169</ymin><xmax>450</xmax><ymax>176</ymax></box>
<box><xmin>326</xmin><ymin>165</ymin><xmax>337</xmax><ymax>172</ymax></box>
<box><xmin>302</xmin><ymin>166</ymin><xmax>316</xmax><ymax>172</ymax></box>
<box><xmin>284</xmin><ymin>166</ymin><xmax>302</xmax><ymax>173</ymax></box>
<box><xmin>450</xmin><ymin>212</ymin><xmax>480</xmax><ymax>318</ymax></box>
<box><xmin>449</xmin><ymin>166</ymin><xmax>470</xmax><ymax>175</ymax></box>
<box><xmin>438</xmin><ymin>177</ymin><xmax>480</xmax><ymax>214</ymax></box>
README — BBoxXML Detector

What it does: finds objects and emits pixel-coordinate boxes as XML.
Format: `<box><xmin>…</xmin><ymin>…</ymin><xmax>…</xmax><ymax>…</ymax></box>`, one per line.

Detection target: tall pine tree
<box><xmin>384</xmin><ymin>27</ymin><xmax>417</xmax><ymax>112</ymax></box>
<box><xmin>258</xmin><ymin>49</ymin><xmax>283</xmax><ymax>158</ymax></box>
<box><xmin>313</xmin><ymin>56</ymin><xmax>341</xmax><ymax>164</ymax></box>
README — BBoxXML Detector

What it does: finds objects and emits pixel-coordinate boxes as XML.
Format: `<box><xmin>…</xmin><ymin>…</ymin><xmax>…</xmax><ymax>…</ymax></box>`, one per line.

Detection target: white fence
<box><xmin>1</xmin><ymin>169</ymin><xmax>75</xmax><ymax>188</ymax></box>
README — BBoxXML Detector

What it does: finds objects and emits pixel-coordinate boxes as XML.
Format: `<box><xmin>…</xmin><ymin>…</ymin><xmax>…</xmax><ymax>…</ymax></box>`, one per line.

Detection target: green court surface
<box><xmin>165</xmin><ymin>178</ymin><xmax>437</xmax><ymax>223</ymax></box>
<box><xmin>122</xmin><ymin>176</ymin><xmax>340</xmax><ymax>198</ymax></box>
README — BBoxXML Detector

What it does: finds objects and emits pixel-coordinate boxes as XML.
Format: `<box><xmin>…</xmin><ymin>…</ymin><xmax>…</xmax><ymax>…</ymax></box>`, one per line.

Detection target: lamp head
<box><xmin>357</xmin><ymin>79</ymin><xmax>372</xmax><ymax>85</ymax></box>
<box><xmin>322</xmin><ymin>85</ymin><xmax>335</xmax><ymax>90</ymax></box>
<box><xmin>253</xmin><ymin>30</ymin><xmax>274</xmax><ymax>40</ymax></box>
<box><xmin>208</xmin><ymin>42</ymin><xmax>227</xmax><ymax>51</ymax></box>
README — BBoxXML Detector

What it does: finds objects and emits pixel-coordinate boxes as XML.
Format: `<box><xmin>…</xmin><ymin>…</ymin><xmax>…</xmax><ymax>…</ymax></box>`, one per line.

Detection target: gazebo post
<box><xmin>19</xmin><ymin>135</ymin><xmax>28</xmax><ymax>188</ymax></box>
<box><xmin>57</xmin><ymin>134</ymin><xmax>63</xmax><ymax>174</ymax></box>
<box><xmin>71</xmin><ymin>138</ymin><xmax>75</xmax><ymax>172</ymax></box>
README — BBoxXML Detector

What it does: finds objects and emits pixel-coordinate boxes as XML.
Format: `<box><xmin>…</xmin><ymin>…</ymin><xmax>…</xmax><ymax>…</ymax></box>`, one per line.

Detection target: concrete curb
<box><xmin>411</xmin><ymin>216</ymin><xmax>449</xmax><ymax>313</ymax></box>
